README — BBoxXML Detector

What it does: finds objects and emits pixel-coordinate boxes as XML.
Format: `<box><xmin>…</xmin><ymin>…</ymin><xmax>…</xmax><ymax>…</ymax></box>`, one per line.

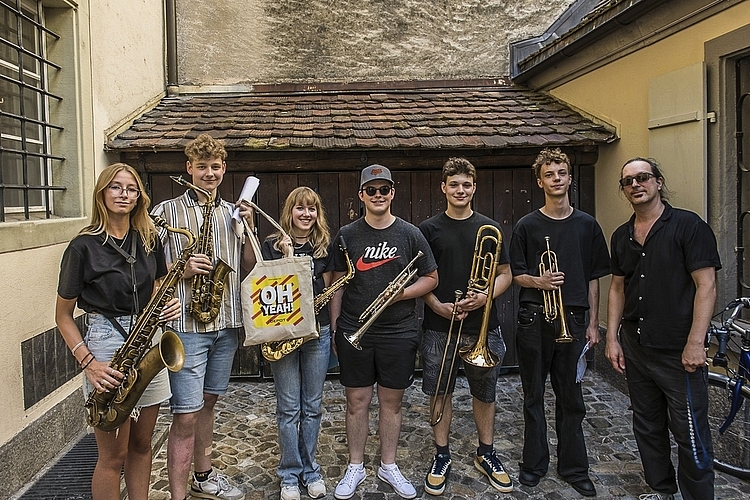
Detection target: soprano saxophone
<box><xmin>85</xmin><ymin>216</ymin><xmax>196</xmax><ymax>431</ymax></box>
<box><xmin>171</xmin><ymin>175</ymin><xmax>234</xmax><ymax>323</ymax></box>
<box><xmin>261</xmin><ymin>236</ymin><xmax>355</xmax><ymax>361</ymax></box>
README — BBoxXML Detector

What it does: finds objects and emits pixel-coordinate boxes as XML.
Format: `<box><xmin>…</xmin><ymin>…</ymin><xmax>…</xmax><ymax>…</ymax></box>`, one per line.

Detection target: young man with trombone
<box><xmin>329</xmin><ymin>164</ymin><xmax>437</xmax><ymax>500</ymax></box>
<box><xmin>418</xmin><ymin>157</ymin><xmax>513</xmax><ymax>495</ymax></box>
<box><xmin>509</xmin><ymin>148</ymin><xmax>610</xmax><ymax>497</ymax></box>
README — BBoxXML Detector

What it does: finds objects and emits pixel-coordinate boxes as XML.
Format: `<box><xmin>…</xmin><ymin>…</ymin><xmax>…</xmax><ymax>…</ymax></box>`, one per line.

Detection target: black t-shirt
<box><xmin>261</xmin><ymin>237</ymin><xmax>334</xmax><ymax>326</ymax></box>
<box><xmin>57</xmin><ymin>231</ymin><xmax>168</xmax><ymax>317</ymax></box>
<box><xmin>419</xmin><ymin>211</ymin><xmax>510</xmax><ymax>333</ymax></box>
<box><xmin>610</xmin><ymin>203</ymin><xmax>722</xmax><ymax>349</ymax></box>
<box><xmin>332</xmin><ymin>217</ymin><xmax>437</xmax><ymax>336</ymax></box>
<box><xmin>510</xmin><ymin>209</ymin><xmax>610</xmax><ymax>309</ymax></box>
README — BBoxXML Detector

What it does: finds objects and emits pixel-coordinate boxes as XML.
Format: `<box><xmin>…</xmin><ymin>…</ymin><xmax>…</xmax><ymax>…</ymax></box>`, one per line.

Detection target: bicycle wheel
<box><xmin>708</xmin><ymin>371</ymin><xmax>750</xmax><ymax>479</ymax></box>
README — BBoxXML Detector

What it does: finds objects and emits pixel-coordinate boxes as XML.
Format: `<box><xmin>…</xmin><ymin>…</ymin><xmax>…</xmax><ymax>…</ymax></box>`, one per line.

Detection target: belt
<box><xmin>520</xmin><ymin>303</ymin><xmax>544</xmax><ymax>313</ymax></box>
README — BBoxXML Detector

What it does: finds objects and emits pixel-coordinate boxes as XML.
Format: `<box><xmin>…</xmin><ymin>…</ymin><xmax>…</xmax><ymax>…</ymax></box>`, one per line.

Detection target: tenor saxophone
<box><xmin>171</xmin><ymin>175</ymin><xmax>234</xmax><ymax>324</ymax></box>
<box><xmin>261</xmin><ymin>236</ymin><xmax>355</xmax><ymax>362</ymax></box>
<box><xmin>85</xmin><ymin>216</ymin><xmax>196</xmax><ymax>431</ymax></box>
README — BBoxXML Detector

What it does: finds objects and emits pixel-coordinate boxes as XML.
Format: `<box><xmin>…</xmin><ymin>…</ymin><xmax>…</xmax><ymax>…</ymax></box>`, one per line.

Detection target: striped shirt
<box><xmin>151</xmin><ymin>190</ymin><xmax>243</xmax><ymax>333</ymax></box>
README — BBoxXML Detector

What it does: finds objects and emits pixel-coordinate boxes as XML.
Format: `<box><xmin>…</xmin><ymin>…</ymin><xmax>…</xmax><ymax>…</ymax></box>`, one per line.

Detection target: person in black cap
<box><xmin>329</xmin><ymin>164</ymin><xmax>438</xmax><ymax>500</ymax></box>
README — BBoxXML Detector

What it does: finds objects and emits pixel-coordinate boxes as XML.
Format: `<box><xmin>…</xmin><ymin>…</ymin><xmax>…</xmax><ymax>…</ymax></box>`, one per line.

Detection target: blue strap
<box><xmin>685</xmin><ymin>371</ymin><xmax>713</xmax><ymax>470</ymax></box>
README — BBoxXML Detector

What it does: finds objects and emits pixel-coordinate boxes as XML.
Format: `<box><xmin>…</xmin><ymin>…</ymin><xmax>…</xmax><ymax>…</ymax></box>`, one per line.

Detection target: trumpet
<box><xmin>344</xmin><ymin>251</ymin><xmax>423</xmax><ymax>350</ymax></box>
<box><xmin>458</xmin><ymin>225</ymin><xmax>503</xmax><ymax>367</ymax></box>
<box><xmin>539</xmin><ymin>236</ymin><xmax>574</xmax><ymax>343</ymax></box>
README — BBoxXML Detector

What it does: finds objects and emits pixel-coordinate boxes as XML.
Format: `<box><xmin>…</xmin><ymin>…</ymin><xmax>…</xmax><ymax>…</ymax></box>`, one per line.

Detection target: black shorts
<box><xmin>335</xmin><ymin>330</ymin><xmax>418</xmax><ymax>389</ymax></box>
<box><xmin>421</xmin><ymin>326</ymin><xmax>506</xmax><ymax>403</ymax></box>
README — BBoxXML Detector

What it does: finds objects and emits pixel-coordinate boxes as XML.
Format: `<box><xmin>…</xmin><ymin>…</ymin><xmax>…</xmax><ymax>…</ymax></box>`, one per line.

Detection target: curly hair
<box><xmin>270</xmin><ymin>187</ymin><xmax>331</xmax><ymax>260</ymax></box>
<box><xmin>185</xmin><ymin>133</ymin><xmax>227</xmax><ymax>162</ymax></box>
<box><xmin>79</xmin><ymin>163</ymin><xmax>157</xmax><ymax>252</ymax></box>
<box><xmin>532</xmin><ymin>148</ymin><xmax>570</xmax><ymax>179</ymax></box>
<box><xmin>442</xmin><ymin>157</ymin><xmax>477</xmax><ymax>183</ymax></box>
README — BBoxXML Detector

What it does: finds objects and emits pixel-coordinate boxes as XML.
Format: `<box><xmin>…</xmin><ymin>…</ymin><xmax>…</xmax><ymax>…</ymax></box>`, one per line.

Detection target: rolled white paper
<box><xmin>232</xmin><ymin>176</ymin><xmax>260</xmax><ymax>224</ymax></box>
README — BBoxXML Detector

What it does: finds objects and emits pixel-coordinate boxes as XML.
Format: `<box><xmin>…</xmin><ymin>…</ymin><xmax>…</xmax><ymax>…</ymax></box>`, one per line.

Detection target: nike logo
<box><xmin>356</xmin><ymin>256</ymin><xmax>398</xmax><ymax>272</ymax></box>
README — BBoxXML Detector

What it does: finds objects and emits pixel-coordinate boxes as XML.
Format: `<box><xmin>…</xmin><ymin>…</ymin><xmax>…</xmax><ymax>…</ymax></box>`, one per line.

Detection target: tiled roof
<box><xmin>107</xmin><ymin>85</ymin><xmax>615</xmax><ymax>152</ymax></box>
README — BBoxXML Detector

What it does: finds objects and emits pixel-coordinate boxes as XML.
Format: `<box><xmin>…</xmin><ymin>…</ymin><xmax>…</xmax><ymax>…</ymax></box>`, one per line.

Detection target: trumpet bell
<box><xmin>343</xmin><ymin>330</ymin><xmax>363</xmax><ymax>350</ymax></box>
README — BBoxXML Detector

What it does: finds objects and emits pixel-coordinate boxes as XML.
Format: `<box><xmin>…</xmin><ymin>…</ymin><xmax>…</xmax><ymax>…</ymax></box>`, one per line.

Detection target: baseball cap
<box><xmin>360</xmin><ymin>164</ymin><xmax>393</xmax><ymax>189</ymax></box>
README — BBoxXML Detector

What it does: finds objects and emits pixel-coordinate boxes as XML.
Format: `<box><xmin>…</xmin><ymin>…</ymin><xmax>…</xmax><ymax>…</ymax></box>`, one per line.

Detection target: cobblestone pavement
<box><xmin>145</xmin><ymin>371</ymin><xmax>749</xmax><ymax>500</ymax></box>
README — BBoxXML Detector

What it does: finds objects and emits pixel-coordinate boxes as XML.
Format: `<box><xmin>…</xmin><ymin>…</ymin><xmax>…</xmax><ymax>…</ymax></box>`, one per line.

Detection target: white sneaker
<box><xmin>639</xmin><ymin>494</ymin><xmax>674</xmax><ymax>500</ymax></box>
<box><xmin>334</xmin><ymin>464</ymin><xmax>366</xmax><ymax>499</ymax></box>
<box><xmin>190</xmin><ymin>470</ymin><xmax>244</xmax><ymax>500</ymax></box>
<box><xmin>306</xmin><ymin>479</ymin><xmax>326</xmax><ymax>499</ymax></box>
<box><xmin>281</xmin><ymin>485</ymin><xmax>301</xmax><ymax>500</ymax></box>
<box><xmin>377</xmin><ymin>463</ymin><xmax>417</xmax><ymax>499</ymax></box>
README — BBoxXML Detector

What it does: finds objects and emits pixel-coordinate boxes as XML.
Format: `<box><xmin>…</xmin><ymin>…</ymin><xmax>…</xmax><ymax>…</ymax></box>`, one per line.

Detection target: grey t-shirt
<box><xmin>332</xmin><ymin>217</ymin><xmax>437</xmax><ymax>336</ymax></box>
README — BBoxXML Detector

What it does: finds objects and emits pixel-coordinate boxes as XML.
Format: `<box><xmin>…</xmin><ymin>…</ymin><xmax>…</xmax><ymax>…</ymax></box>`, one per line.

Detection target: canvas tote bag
<box><xmin>240</xmin><ymin>207</ymin><xmax>317</xmax><ymax>346</ymax></box>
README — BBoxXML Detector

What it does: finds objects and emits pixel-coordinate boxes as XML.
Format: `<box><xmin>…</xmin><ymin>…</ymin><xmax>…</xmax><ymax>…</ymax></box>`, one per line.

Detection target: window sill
<box><xmin>0</xmin><ymin>218</ymin><xmax>88</xmax><ymax>254</ymax></box>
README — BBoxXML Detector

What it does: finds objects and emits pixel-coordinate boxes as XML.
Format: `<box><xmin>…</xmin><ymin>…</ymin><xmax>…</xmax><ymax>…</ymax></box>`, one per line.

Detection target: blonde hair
<box><xmin>532</xmin><ymin>148</ymin><xmax>570</xmax><ymax>179</ymax></box>
<box><xmin>272</xmin><ymin>187</ymin><xmax>330</xmax><ymax>259</ymax></box>
<box><xmin>80</xmin><ymin>163</ymin><xmax>157</xmax><ymax>253</ymax></box>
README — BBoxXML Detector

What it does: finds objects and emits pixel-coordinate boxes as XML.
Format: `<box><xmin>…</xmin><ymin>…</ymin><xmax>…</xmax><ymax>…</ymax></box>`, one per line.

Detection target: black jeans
<box><xmin>515</xmin><ymin>303</ymin><xmax>590</xmax><ymax>481</ymax></box>
<box><xmin>620</xmin><ymin>324</ymin><xmax>714</xmax><ymax>500</ymax></box>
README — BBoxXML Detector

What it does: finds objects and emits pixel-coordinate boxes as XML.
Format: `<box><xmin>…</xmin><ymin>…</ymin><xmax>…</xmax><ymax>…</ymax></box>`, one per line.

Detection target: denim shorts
<box><xmin>169</xmin><ymin>328</ymin><xmax>239</xmax><ymax>413</ymax></box>
<box><xmin>421</xmin><ymin>327</ymin><xmax>506</xmax><ymax>403</ymax></box>
<box><xmin>83</xmin><ymin>313</ymin><xmax>171</xmax><ymax>407</ymax></box>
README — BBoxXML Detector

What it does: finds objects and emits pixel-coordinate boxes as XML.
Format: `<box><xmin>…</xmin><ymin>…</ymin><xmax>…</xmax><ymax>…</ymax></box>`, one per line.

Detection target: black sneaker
<box><xmin>474</xmin><ymin>450</ymin><xmax>513</xmax><ymax>493</ymax></box>
<box><xmin>424</xmin><ymin>453</ymin><xmax>452</xmax><ymax>495</ymax></box>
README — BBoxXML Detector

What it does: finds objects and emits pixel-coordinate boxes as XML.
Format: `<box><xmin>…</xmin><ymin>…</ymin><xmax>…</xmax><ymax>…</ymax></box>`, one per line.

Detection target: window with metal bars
<box><xmin>0</xmin><ymin>0</ymin><xmax>64</xmax><ymax>222</ymax></box>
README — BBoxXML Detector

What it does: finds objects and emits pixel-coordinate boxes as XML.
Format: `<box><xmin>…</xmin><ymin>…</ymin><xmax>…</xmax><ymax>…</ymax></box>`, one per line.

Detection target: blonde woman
<box><xmin>262</xmin><ymin>187</ymin><xmax>333</xmax><ymax>500</ymax></box>
<box><xmin>56</xmin><ymin>163</ymin><xmax>180</xmax><ymax>500</ymax></box>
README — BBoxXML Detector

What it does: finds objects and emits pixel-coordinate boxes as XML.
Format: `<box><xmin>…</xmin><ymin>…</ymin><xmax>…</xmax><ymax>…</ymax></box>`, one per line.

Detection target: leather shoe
<box><xmin>569</xmin><ymin>478</ymin><xmax>596</xmax><ymax>497</ymax></box>
<box><xmin>518</xmin><ymin>470</ymin><xmax>540</xmax><ymax>487</ymax></box>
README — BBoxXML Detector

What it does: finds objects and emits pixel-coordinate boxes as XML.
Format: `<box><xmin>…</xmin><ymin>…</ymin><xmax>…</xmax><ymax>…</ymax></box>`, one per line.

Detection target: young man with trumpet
<box><xmin>418</xmin><ymin>157</ymin><xmax>513</xmax><ymax>495</ymax></box>
<box><xmin>509</xmin><ymin>148</ymin><xmax>610</xmax><ymax>497</ymax></box>
<box><xmin>329</xmin><ymin>164</ymin><xmax>437</xmax><ymax>500</ymax></box>
<box><xmin>152</xmin><ymin>134</ymin><xmax>256</xmax><ymax>500</ymax></box>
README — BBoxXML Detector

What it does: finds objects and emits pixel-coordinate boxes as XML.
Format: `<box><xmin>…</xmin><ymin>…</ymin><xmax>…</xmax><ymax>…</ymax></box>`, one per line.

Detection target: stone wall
<box><xmin>177</xmin><ymin>0</ymin><xmax>572</xmax><ymax>86</ymax></box>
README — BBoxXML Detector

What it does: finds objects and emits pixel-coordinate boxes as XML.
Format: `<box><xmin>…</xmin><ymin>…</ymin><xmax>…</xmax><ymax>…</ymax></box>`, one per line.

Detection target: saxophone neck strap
<box><xmin>106</xmin><ymin>229</ymin><xmax>140</xmax><ymax>314</ymax></box>
<box><xmin>105</xmin><ymin>315</ymin><xmax>130</xmax><ymax>340</ymax></box>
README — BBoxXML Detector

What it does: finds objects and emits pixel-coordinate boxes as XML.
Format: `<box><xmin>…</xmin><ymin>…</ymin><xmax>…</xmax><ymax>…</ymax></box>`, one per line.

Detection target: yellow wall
<box><xmin>0</xmin><ymin>0</ymin><xmax>166</xmax><ymax>447</ymax></box>
<box><xmin>549</xmin><ymin>4</ymin><xmax>750</xmax><ymax>243</ymax></box>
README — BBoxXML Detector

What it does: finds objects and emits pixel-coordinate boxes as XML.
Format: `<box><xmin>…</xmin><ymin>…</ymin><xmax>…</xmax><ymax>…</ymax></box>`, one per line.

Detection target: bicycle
<box><xmin>706</xmin><ymin>297</ymin><xmax>750</xmax><ymax>479</ymax></box>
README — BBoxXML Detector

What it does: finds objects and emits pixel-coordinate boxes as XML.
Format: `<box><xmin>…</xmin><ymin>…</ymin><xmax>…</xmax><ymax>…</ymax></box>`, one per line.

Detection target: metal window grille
<box><xmin>0</xmin><ymin>0</ymin><xmax>64</xmax><ymax>222</ymax></box>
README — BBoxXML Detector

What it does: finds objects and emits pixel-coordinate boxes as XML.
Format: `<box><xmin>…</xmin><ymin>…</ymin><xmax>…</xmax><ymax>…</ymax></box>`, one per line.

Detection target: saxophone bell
<box><xmin>261</xmin><ymin>235</ymin><xmax>355</xmax><ymax>362</ymax></box>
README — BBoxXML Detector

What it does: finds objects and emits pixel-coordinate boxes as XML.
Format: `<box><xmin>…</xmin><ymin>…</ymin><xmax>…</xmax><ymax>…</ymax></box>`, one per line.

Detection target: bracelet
<box><xmin>81</xmin><ymin>354</ymin><xmax>96</xmax><ymax>370</ymax></box>
<box><xmin>71</xmin><ymin>340</ymin><xmax>85</xmax><ymax>356</ymax></box>
<box><xmin>79</xmin><ymin>351</ymin><xmax>93</xmax><ymax>368</ymax></box>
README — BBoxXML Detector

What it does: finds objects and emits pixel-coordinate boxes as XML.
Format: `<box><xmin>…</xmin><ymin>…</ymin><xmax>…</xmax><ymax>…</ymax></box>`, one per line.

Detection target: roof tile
<box><xmin>108</xmin><ymin>85</ymin><xmax>615</xmax><ymax>152</ymax></box>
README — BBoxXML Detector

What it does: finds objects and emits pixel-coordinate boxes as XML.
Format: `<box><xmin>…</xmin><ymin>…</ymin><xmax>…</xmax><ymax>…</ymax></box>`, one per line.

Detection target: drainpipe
<box><xmin>166</xmin><ymin>0</ymin><xmax>178</xmax><ymax>96</ymax></box>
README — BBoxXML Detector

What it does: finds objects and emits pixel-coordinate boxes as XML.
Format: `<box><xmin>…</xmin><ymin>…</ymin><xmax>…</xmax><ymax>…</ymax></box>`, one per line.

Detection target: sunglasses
<box><xmin>619</xmin><ymin>172</ymin><xmax>655</xmax><ymax>187</ymax></box>
<box><xmin>362</xmin><ymin>185</ymin><xmax>392</xmax><ymax>196</ymax></box>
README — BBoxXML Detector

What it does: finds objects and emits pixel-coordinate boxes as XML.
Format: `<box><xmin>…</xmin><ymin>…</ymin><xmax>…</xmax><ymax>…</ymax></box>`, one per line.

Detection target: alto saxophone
<box><xmin>85</xmin><ymin>216</ymin><xmax>196</xmax><ymax>431</ymax></box>
<box><xmin>171</xmin><ymin>175</ymin><xmax>234</xmax><ymax>324</ymax></box>
<box><xmin>261</xmin><ymin>236</ymin><xmax>355</xmax><ymax>362</ymax></box>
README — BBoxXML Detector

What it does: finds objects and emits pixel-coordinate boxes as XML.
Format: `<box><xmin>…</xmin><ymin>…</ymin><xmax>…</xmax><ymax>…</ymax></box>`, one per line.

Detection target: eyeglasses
<box><xmin>362</xmin><ymin>185</ymin><xmax>392</xmax><ymax>196</ymax></box>
<box><xmin>108</xmin><ymin>184</ymin><xmax>141</xmax><ymax>198</ymax></box>
<box><xmin>619</xmin><ymin>172</ymin><xmax>656</xmax><ymax>187</ymax></box>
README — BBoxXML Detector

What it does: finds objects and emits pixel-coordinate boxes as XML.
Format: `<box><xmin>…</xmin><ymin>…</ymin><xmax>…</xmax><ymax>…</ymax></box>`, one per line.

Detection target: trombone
<box><xmin>539</xmin><ymin>236</ymin><xmax>574</xmax><ymax>343</ymax></box>
<box><xmin>429</xmin><ymin>225</ymin><xmax>503</xmax><ymax>426</ymax></box>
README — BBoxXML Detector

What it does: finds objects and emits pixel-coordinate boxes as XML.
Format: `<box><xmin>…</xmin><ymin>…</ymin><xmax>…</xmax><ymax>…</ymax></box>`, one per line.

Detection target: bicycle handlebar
<box><xmin>712</xmin><ymin>298</ymin><xmax>750</xmax><ymax>367</ymax></box>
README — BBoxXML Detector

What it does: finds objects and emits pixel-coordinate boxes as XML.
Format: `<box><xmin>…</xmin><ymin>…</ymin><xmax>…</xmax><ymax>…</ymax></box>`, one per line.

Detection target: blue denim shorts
<box><xmin>83</xmin><ymin>313</ymin><xmax>171</xmax><ymax>407</ymax></box>
<box><xmin>169</xmin><ymin>328</ymin><xmax>239</xmax><ymax>413</ymax></box>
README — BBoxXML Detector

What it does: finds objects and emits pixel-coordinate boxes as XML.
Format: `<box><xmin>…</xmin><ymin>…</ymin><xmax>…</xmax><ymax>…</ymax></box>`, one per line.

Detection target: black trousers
<box><xmin>515</xmin><ymin>304</ymin><xmax>590</xmax><ymax>482</ymax></box>
<box><xmin>620</xmin><ymin>324</ymin><xmax>714</xmax><ymax>500</ymax></box>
